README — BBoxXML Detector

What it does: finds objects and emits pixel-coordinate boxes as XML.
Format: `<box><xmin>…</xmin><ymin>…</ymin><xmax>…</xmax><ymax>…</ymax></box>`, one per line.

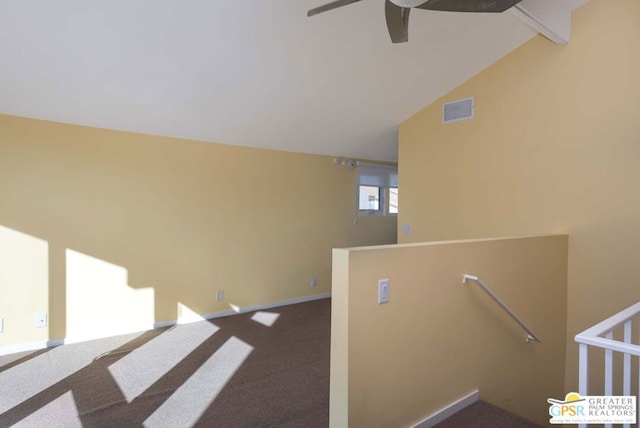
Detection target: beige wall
<box><xmin>330</xmin><ymin>247</ymin><xmax>350</xmax><ymax>428</ymax></box>
<box><xmin>0</xmin><ymin>114</ymin><xmax>396</xmax><ymax>348</ymax></box>
<box><xmin>398</xmin><ymin>0</ymin><xmax>640</xmax><ymax>394</ymax></box>
<box><xmin>331</xmin><ymin>235</ymin><xmax>568</xmax><ymax>427</ymax></box>
<box><xmin>0</xmin><ymin>225</ymin><xmax>49</xmax><ymax>345</ymax></box>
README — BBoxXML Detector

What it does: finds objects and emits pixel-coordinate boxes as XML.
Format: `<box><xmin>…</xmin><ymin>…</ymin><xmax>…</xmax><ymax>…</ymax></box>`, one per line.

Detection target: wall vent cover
<box><xmin>443</xmin><ymin>97</ymin><xmax>474</xmax><ymax>123</ymax></box>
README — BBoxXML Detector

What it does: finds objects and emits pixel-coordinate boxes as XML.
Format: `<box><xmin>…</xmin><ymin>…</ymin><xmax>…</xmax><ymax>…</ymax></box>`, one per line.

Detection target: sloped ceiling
<box><xmin>0</xmin><ymin>1</ymin><xmax>582</xmax><ymax>161</ymax></box>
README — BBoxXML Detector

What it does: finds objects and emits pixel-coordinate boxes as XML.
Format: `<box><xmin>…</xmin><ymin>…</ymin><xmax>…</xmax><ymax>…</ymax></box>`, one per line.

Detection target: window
<box><xmin>389</xmin><ymin>187</ymin><xmax>398</xmax><ymax>214</ymax></box>
<box><xmin>359</xmin><ymin>185</ymin><xmax>381</xmax><ymax>211</ymax></box>
<box><xmin>357</xmin><ymin>164</ymin><xmax>398</xmax><ymax>215</ymax></box>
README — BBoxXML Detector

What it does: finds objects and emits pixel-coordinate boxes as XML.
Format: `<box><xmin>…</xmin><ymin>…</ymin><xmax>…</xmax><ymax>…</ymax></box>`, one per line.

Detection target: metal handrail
<box><xmin>462</xmin><ymin>274</ymin><xmax>541</xmax><ymax>343</ymax></box>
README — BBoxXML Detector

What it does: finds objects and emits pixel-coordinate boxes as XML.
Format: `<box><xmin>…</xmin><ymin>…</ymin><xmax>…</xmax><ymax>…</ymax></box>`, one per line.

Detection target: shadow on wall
<box><xmin>1</xmin><ymin>224</ymin><xmax>165</xmax><ymax>347</ymax></box>
<box><xmin>0</xmin><ymin>115</ymin><xmax>397</xmax><ymax>349</ymax></box>
<box><xmin>0</xmin><ymin>221</ymin><xmax>335</xmax><ymax>347</ymax></box>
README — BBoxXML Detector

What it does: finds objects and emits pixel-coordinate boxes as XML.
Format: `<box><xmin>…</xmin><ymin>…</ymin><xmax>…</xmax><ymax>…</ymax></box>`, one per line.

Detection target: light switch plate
<box><xmin>378</xmin><ymin>279</ymin><xmax>389</xmax><ymax>304</ymax></box>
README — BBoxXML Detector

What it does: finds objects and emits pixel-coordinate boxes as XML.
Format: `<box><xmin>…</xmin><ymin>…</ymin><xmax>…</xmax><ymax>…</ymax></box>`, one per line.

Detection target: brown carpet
<box><xmin>0</xmin><ymin>298</ymin><xmax>330</xmax><ymax>428</ymax></box>
<box><xmin>434</xmin><ymin>401</ymin><xmax>542</xmax><ymax>428</ymax></box>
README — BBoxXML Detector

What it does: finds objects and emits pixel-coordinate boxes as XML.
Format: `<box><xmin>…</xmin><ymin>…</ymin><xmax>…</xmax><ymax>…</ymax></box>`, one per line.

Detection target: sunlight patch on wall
<box><xmin>66</xmin><ymin>249</ymin><xmax>154</xmax><ymax>342</ymax></box>
<box><xmin>0</xmin><ymin>225</ymin><xmax>49</xmax><ymax>347</ymax></box>
<box><xmin>177</xmin><ymin>302</ymin><xmax>206</xmax><ymax>324</ymax></box>
<box><xmin>251</xmin><ymin>311</ymin><xmax>280</xmax><ymax>327</ymax></box>
<box><xmin>109</xmin><ymin>320</ymin><xmax>219</xmax><ymax>403</ymax></box>
<box><xmin>143</xmin><ymin>336</ymin><xmax>253</xmax><ymax>428</ymax></box>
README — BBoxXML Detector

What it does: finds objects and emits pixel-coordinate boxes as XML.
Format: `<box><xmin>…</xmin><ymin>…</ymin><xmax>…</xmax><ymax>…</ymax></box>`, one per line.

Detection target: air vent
<box><xmin>443</xmin><ymin>97</ymin><xmax>474</xmax><ymax>123</ymax></box>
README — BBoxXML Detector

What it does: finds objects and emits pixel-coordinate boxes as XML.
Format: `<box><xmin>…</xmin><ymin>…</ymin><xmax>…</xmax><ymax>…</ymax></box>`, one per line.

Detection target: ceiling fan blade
<box><xmin>385</xmin><ymin>0</ymin><xmax>410</xmax><ymax>43</ymax></box>
<box><xmin>307</xmin><ymin>0</ymin><xmax>363</xmax><ymax>17</ymax></box>
<box><xmin>416</xmin><ymin>0</ymin><xmax>523</xmax><ymax>13</ymax></box>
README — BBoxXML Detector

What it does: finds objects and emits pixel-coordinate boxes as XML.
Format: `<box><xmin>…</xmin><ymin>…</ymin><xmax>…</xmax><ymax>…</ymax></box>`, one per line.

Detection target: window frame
<box><xmin>355</xmin><ymin>164</ymin><xmax>398</xmax><ymax>216</ymax></box>
<box><xmin>388</xmin><ymin>186</ymin><xmax>398</xmax><ymax>215</ymax></box>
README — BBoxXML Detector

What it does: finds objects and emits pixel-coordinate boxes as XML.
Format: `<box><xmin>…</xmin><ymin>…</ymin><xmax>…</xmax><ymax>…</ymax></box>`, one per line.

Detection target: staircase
<box><xmin>434</xmin><ymin>401</ymin><xmax>541</xmax><ymax>428</ymax></box>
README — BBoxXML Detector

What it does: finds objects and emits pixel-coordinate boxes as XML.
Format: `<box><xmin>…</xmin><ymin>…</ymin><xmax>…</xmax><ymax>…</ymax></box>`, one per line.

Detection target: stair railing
<box><xmin>462</xmin><ymin>274</ymin><xmax>541</xmax><ymax>343</ymax></box>
<box><xmin>574</xmin><ymin>301</ymin><xmax>640</xmax><ymax>428</ymax></box>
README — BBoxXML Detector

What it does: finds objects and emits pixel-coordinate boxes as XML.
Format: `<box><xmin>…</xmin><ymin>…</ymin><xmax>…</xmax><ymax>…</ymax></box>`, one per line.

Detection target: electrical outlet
<box><xmin>310</xmin><ymin>277</ymin><xmax>317</xmax><ymax>288</ymax></box>
<box><xmin>36</xmin><ymin>313</ymin><xmax>47</xmax><ymax>328</ymax></box>
<box><xmin>0</xmin><ymin>318</ymin><xmax>4</xmax><ymax>333</ymax></box>
<box><xmin>216</xmin><ymin>290</ymin><xmax>224</xmax><ymax>302</ymax></box>
<box><xmin>378</xmin><ymin>279</ymin><xmax>389</xmax><ymax>304</ymax></box>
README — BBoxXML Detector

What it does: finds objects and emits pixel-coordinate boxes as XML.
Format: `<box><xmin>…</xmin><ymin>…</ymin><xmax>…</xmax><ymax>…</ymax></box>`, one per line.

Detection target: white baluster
<box><xmin>578</xmin><ymin>343</ymin><xmax>588</xmax><ymax>428</ymax></box>
<box><xmin>622</xmin><ymin>321</ymin><xmax>631</xmax><ymax>428</ymax></box>
<box><xmin>605</xmin><ymin>331</ymin><xmax>613</xmax><ymax>396</ymax></box>
<box><xmin>604</xmin><ymin>331</ymin><xmax>613</xmax><ymax>428</ymax></box>
<box><xmin>623</xmin><ymin>322</ymin><xmax>631</xmax><ymax>394</ymax></box>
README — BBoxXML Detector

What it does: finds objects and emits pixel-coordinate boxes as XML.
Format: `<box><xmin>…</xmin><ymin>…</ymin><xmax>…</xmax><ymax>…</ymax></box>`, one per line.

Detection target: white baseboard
<box><xmin>228</xmin><ymin>292</ymin><xmax>332</xmax><ymax>315</ymax></box>
<box><xmin>155</xmin><ymin>292</ymin><xmax>331</xmax><ymax>328</ymax></box>
<box><xmin>0</xmin><ymin>339</ymin><xmax>65</xmax><ymax>357</ymax></box>
<box><xmin>411</xmin><ymin>389</ymin><xmax>479</xmax><ymax>428</ymax></box>
<box><xmin>0</xmin><ymin>293</ymin><xmax>331</xmax><ymax>356</ymax></box>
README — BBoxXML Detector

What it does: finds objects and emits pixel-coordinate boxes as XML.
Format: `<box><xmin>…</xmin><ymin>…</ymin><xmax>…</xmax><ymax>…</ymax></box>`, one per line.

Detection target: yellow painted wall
<box><xmin>0</xmin><ymin>114</ymin><xmax>396</xmax><ymax>348</ymax></box>
<box><xmin>329</xmin><ymin>248</ymin><xmax>350</xmax><ymax>428</ymax></box>
<box><xmin>398</xmin><ymin>0</ymin><xmax>640</xmax><ymax>394</ymax></box>
<box><xmin>0</xmin><ymin>226</ymin><xmax>49</xmax><ymax>345</ymax></box>
<box><xmin>331</xmin><ymin>235</ymin><xmax>568</xmax><ymax>427</ymax></box>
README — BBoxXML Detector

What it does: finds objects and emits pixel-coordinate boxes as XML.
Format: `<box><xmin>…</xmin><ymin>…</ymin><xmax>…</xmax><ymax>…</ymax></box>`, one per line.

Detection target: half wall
<box><xmin>331</xmin><ymin>234</ymin><xmax>568</xmax><ymax>427</ymax></box>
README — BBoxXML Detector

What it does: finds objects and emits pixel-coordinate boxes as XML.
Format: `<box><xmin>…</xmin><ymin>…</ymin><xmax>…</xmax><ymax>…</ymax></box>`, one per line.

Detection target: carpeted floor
<box><xmin>434</xmin><ymin>401</ymin><xmax>542</xmax><ymax>428</ymax></box>
<box><xmin>0</xmin><ymin>298</ymin><xmax>330</xmax><ymax>428</ymax></box>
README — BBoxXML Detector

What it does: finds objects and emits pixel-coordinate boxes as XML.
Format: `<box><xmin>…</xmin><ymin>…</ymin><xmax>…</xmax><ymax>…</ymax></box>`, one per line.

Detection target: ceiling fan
<box><xmin>307</xmin><ymin>0</ymin><xmax>524</xmax><ymax>43</ymax></box>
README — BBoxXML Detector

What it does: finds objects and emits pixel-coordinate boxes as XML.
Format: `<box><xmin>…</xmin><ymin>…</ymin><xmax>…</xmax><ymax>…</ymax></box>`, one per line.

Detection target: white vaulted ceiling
<box><xmin>0</xmin><ymin>1</ymin><xmax>585</xmax><ymax>161</ymax></box>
